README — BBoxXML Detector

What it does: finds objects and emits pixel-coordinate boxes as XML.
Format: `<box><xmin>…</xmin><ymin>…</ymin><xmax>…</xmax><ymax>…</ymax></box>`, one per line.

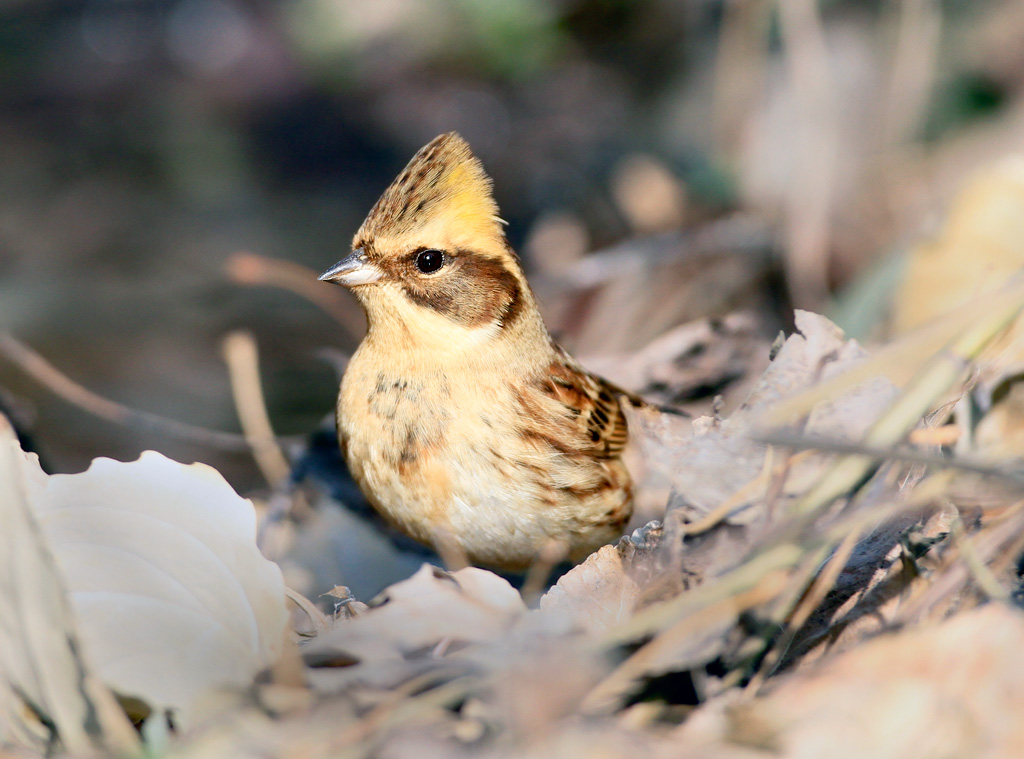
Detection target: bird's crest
<box><xmin>355</xmin><ymin>133</ymin><xmax>506</xmax><ymax>251</ymax></box>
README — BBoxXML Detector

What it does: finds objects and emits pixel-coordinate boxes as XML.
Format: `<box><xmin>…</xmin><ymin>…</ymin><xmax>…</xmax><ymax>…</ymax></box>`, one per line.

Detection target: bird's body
<box><xmin>321</xmin><ymin>133</ymin><xmax>643</xmax><ymax>571</ymax></box>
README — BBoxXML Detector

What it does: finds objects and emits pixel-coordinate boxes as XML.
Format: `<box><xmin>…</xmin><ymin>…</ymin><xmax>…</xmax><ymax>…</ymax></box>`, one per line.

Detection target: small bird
<box><xmin>319</xmin><ymin>133</ymin><xmax>645</xmax><ymax>571</ymax></box>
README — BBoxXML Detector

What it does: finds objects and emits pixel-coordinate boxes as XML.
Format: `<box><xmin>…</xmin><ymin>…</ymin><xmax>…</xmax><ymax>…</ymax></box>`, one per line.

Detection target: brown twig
<box><xmin>0</xmin><ymin>332</ymin><xmax>252</xmax><ymax>451</ymax></box>
<box><xmin>226</xmin><ymin>252</ymin><xmax>365</xmax><ymax>342</ymax></box>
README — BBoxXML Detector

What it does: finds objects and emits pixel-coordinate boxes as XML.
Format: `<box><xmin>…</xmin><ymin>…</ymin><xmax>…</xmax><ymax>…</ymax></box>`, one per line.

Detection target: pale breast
<box><xmin>337</xmin><ymin>349</ymin><xmax>633</xmax><ymax>570</ymax></box>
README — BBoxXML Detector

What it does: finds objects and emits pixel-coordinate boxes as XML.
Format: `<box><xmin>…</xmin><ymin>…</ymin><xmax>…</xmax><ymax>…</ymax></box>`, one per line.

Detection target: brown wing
<box><xmin>538</xmin><ymin>347</ymin><xmax>646</xmax><ymax>459</ymax></box>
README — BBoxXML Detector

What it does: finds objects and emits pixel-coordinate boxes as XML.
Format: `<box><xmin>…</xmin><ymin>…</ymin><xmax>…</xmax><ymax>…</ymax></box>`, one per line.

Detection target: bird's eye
<box><xmin>415</xmin><ymin>249</ymin><xmax>445</xmax><ymax>273</ymax></box>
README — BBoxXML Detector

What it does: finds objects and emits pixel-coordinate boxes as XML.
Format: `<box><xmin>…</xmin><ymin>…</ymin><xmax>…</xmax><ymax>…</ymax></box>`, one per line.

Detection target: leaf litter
<box><xmin>4</xmin><ymin>163</ymin><xmax>1024</xmax><ymax>757</ymax></box>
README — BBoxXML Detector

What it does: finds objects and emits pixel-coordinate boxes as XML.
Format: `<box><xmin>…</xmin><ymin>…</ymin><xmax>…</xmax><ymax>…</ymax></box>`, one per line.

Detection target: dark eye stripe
<box><xmin>399</xmin><ymin>249</ymin><xmax>524</xmax><ymax>329</ymax></box>
<box><xmin>497</xmin><ymin>282</ymin><xmax>522</xmax><ymax>329</ymax></box>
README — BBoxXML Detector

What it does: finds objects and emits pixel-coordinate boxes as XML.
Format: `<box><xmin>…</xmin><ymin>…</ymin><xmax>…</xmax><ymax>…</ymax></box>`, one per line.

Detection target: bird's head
<box><xmin>320</xmin><ymin>133</ymin><xmax>540</xmax><ymax>352</ymax></box>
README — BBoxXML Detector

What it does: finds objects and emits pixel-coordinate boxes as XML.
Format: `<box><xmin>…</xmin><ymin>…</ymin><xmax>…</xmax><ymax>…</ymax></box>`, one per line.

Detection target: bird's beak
<box><xmin>318</xmin><ymin>248</ymin><xmax>383</xmax><ymax>287</ymax></box>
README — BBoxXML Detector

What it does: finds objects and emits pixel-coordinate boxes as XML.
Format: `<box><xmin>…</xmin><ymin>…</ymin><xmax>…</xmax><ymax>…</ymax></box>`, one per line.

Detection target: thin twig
<box><xmin>711</xmin><ymin>0</ymin><xmax>772</xmax><ymax>156</ymax></box>
<box><xmin>683</xmin><ymin>449</ymin><xmax>819</xmax><ymax>537</ymax></box>
<box><xmin>0</xmin><ymin>332</ymin><xmax>253</xmax><ymax>451</ymax></box>
<box><xmin>882</xmin><ymin>0</ymin><xmax>941</xmax><ymax>147</ymax></box>
<box><xmin>778</xmin><ymin>0</ymin><xmax>837</xmax><ymax>307</ymax></box>
<box><xmin>226</xmin><ymin>252</ymin><xmax>365</xmax><ymax>342</ymax></box>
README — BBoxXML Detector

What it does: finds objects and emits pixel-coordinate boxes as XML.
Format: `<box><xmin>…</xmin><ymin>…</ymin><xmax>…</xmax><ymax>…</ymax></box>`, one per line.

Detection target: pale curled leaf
<box><xmin>539</xmin><ymin>546</ymin><xmax>640</xmax><ymax>635</ymax></box>
<box><xmin>538</xmin><ymin>522</ymin><xmax>665</xmax><ymax>635</ymax></box>
<box><xmin>0</xmin><ymin>416</ymin><xmax>137</xmax><ymax>754</ymax></box>
<box><xmin>22</xmin><ymin>450</ymin><xmax>289</xmax><ymax>727</ymax></box>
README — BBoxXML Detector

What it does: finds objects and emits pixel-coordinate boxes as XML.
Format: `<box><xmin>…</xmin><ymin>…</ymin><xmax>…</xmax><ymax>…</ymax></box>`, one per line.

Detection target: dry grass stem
<box><xmin>223</xmin><ymin>330</ymin><xmax>291</xmax><ymax>487</ymax></box>
<box><xmin>763</xmin><ymin>276</ymin><xmax>1024</xmax><ymax>427</ymax></box>
<box><xmin>601</xmin><ymin>543</ymin><xmax>803</xmax><ymax>646</ymax></box>
<box><xmin>949</xmin><ymin>513</ymin><xmax>1009</xmax><ymax>601</ymax></box>
<box><xmin>757</xmin><ymin>432</ymin><xmax>1024</xmax><ymax>486</ymax></box>
<box><xmin>746</xmin><ymin>529</ymin><xmax>860</xmax><ymax>693</ymax></box>
<box><xmin>788</xmin><ymin>282</ymin><xmax>1024</xmax><ymax>520</ymax></box>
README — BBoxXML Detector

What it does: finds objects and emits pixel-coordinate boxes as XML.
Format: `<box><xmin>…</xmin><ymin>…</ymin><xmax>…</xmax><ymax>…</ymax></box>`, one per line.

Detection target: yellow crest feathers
<box><xmin>356</xmin><ymin>132</ymin><xmax>506</xmax><ymax>249</ymax></box>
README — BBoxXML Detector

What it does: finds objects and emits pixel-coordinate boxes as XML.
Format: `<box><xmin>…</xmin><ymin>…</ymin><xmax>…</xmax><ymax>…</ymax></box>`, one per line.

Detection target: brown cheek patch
<box><xmin>498</xmin><ymin>280</ymin><xmax>523</xmax><ymax>328</ymax></box>
<box><xmin>403</xmin><ymin>285</ymin><xmax>456</xmax><ymax>316</ymax></box>
<box><xmin>398</xmin><ymin>250</ymin><xmax>524</xmax><ymax>329</ymax></box>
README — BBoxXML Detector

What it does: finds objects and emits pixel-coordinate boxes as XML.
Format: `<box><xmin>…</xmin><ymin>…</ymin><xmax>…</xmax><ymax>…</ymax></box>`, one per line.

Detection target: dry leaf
<box><xmin>893</xmin><ymin>155</ymin><xmax>1024</xmax><ymax>335</ymax></box>
<box><xmin>0</xmin><ymin>416</ymin><xmax>138</xmax><ymax>755</ymax></box>
<box><xmin>21</xmin><ymin>449</ymin><xmax>288</xmax><ymax>728</ymax></box>
<box><xmin>891</xmin><ymin>155</ymin><xmax>1024</xmax><ymax>461</ymax></box>
<box><xmin>306</xmin><ymin>565</ymin><xmax>525</xmax><ymax>659</ymax></box>
<box><xmin>538</xmin><ymin>523</ymin><xmax>663</xmax><ymax>635</ymax></box>
<box><xmin>678</xmin><ymin>603</ymin><xmax>1024</xmax><ymax>758</ymax></box>
<box><xmin>581</xmin><ymin>312</ymin><xmax>772</xmax><ymax>412</ymax></box>
<box><xmin>630</xmin><ymin>311</ymin><xmax>896</xmax><ymax>529</ymax></box>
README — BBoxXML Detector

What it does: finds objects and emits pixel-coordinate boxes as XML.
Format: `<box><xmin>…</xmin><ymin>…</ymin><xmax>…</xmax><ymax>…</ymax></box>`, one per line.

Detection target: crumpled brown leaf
<box><xmin>627</xmin><ymin>310</ymin><xmax>897</xmax><ymax>531</ymax></box>
<box><xmin>541</xmin><ymin>312</ymin><xmax>906</xmax><ymax>636</ymax></box>
<box><xmin>532</xmin><ymin>310</ymin><xmax>917</xmax><ymax>707</ymax></box>
<box><xmin>581</xmin><ymin>311</ymin><xmax>773</xmax><ymax>412</ymax></box>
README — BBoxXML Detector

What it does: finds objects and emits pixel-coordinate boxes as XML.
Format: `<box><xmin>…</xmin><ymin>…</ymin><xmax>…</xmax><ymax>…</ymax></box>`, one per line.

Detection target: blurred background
<box><xmin>2</xmin><ymin>0</ymin><xmax>1023</xmax><ymax>497</ymax></box>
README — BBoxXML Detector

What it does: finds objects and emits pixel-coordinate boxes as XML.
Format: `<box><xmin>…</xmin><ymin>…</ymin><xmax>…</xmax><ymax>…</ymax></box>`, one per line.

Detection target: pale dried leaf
<box><xmin>629</xmin><ymin>311</ymin><xmax>896</xmax><ymax>528</ymax></box>
<box><xmin>0</xmin><ymin>416</ymin><xmax>137</xmax><ymax>754</ymax></box>
<box><xmin>539</xmin><ymin>547</ymin><xmax>641</xmax><ymax>635</ymax></box>
<box><xmin>307</xmin><ymin>565</ymin><xmax>525</xmax><ymax>658</ymax></box>
<box><xmin>537</xmin><ymin>521</ymin><xmax>673</xmax><ymax>638</ymax></box>
<box><xmin>893</xmin><ymin>155</ymin><xmax>1024</xmax><ymax>335</ymax></box>
<box><xmin>22</xmin><ymin>450</ymin><xmax>288</xmax><ymax>728</ymax></box>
